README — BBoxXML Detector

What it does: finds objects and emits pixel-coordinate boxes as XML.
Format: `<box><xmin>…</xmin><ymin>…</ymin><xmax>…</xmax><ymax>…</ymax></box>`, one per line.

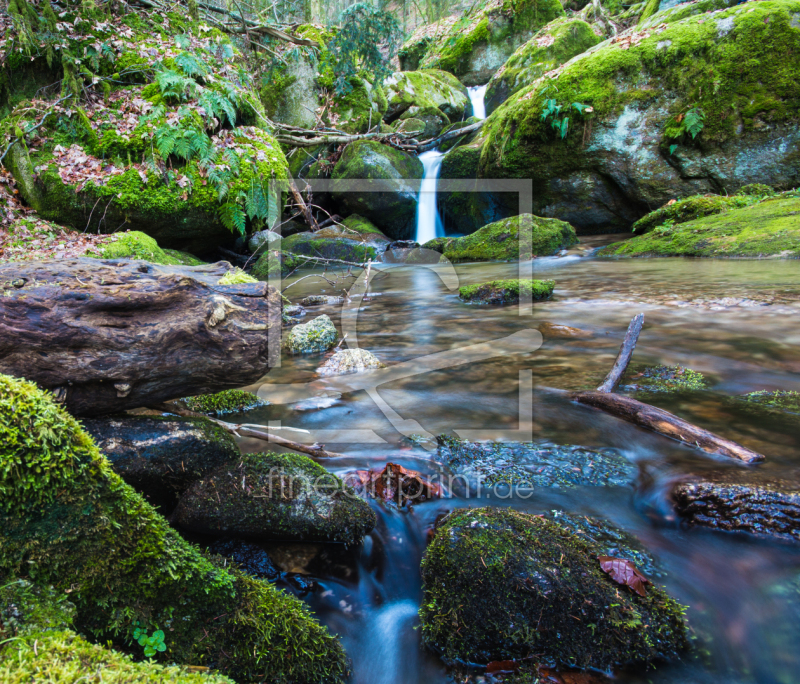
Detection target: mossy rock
<box><xmin>394</xmin><ymin>117</ymin><xmax>426</xmax><ymax>134</ymax></box>
<box><xmin>485</xmin><ymin>18</ymin><xmax>602</xmax><ymax>115</ymax></box>
<box><xmin>458</xmin><ymin>278</ymin><xmax>555</xmax><ymax>304</ymax></box>
<box><xmin>631</xmin><ymin>194</ymin><xmax>760</xmax><ymax>234</ymax></box>
<box><xmin>478</xmin><ymin>0</ymin><xmax>800</xmax><ymax>232</ymax></box>
<box><xmin>383</xmin><ymin>69</ymin><xmax>472</xmax><ymax>128</ymax></box>
<box><xmin>0</xmin><ymin>374</ymin><xmax>348</xmax><ymax>682</ymax></box>
<box><xmin>183</xmin><ymin>389</ymin><xmax>269</xmax><ymax>415</ymax></box>
<box><xmin>736</xmin><ymin>390</ymin><xmax>800</xmax><ymax>415</ymax></box>
<box><xmin>317</xmin><ymin>348</ymin><xmax>385</xmax><ymax>376</ymax></box>
<box><xmin>331</xmin><ymin>140</ymin><xmax>424</xmax><ymax>241</ymax></box>
<box><xmin>323</xmin><ymin>77</ymin><xmax>388</xmax><ymax>134</ymax></box>
<box><xmin>426</xmin><ymin>214</ymin><xmax>578</xmax><ymax>263</ymax></box>
<box><xmin>251</xmin><ymin>249</ymin><xmax>305</xmax><ymax>279</ymax></box>
<box><xmin>622</xmin><ymin>365</ymin><xmax>708</xmax><ymax>392</ymax></box>
<box><xmin>82</xmin><ymin>415</ymin><xmax>241</xmax><ymax>514</ymax></box>
<box><xmin>419</xmin><ymin>507</ymin><xmax>689</xmax><ymax>668</ymax></box>
<box><xmin>283</xmin><ymin>314</ymin><xmax>338</xmax><ymax>354</ymax></box>
<box><xmin>599</xmin><ymin>196</ymin><xmax>800</xmax><ymax>257</ymax></box>
<box><xmin>400</xmin><ymin>0</ymin><xmax>566</xmax><ymax>86</ymax></box>
<box><xmin>340</xmin><ymin>213</ymin><xmax>389</xmax><ymax>238</ymax></box>
<box><xmin>438</xmin><ymin>116</ymin><xmax>480</xmax><ymax>153</ymax></box>
<box><xmin>85</xmin><ymin>231</ymin><xmax>204</xmax><ymax>265</ymax></box>
<box><xmin>280</xmin><ymin>230</ymin><xmax>385</xmax><ymax>264</ymax></box>
<box><xmin>173</xmin><ymin>452</ymin><xmax>377</xmax><ymax>545</ymax></box>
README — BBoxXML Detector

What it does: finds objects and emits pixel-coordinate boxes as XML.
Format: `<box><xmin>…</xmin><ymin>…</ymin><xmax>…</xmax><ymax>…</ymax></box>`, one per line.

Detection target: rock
<box><xmin>284</xmin><ymin>303</ymin><xmax>306</xmax><ymax>318</ymax></box>
<box><xmin>631</xmin><ymin>193</ymin><xmax>758</xmax><ymax>234</ymax></box>
<box><xmin>394</xmin><ymin>117</ymin><xmax>426</xmax><ymax>134</ymax></box>
<box><xmin>344</xmin><ymin>462</ymin><xmax>441</xmax><ymax>507</ymax></box>
<box><xmin>477</xmin><ymin>0</ymin><xmax>800</xmax><ymax>232</ymax></box>
<box><xmin>251</xmin><ymin>249</ymin><xmax>305</xmax><ymax>279</ymax></box>
<box><xmin>399</xmin><ymin>0</ymin><xmax>565</xmax><ymax>86</ymax></box>
<box><xmin>538</xmin><ymin>321</ymin><xmax>594</xmax><ymax>339</ymax></box>
<box><xmin>82</xmin><ymin>415</ymin><xmax>240</xmax><ymax>514</ymax></box>
<box><xmin>281</xmin><ymin>229</ymin><xmax>387</xmax><ymax>265</ymax></box>
<box><xmin>327</xmin><ymin>77</ymin><xmax>389</xmax><ymax>134</ymax></box>
<box><xmin>173</xmin><ymin>452</ymin><xmax>377</xmax><ymax>545</ymax></box>
<box><xmin>331</xmin><ymin>140</ymin><xmax>424</xmax><ymax>241</ymax></box>
<box><xmin>485</xmin><ymin>18</ymin><xmax>602</xmax><ymax>115</ymax></box>
<box><xmin>426</xmin><ymin>214</ymin><xmax>578</xmax><ymax>263</ymax></box>
<box><xmin>248</xmin><ymin>229</ymin><xmax>282</xmax><ymax>255</ymax></box>
<box><xmin>622</xmin><ymin>365</ymin><xmax>708</xmax><ymax>392</ymax></box>
<box><xmin>736</xmin><ymin>390</ymin><xmax>800</xmax><ymax>416</ymax></box>
<box><xmin>383</xmin><ymin>69</ymin><xmax>472</xmax><ymax>137</ymax></box>
<box><xmin>419</xmin><ymin>507</ymin><xmax>689</xmax><ymax>668</ymax></box>
<box><xmin>317</xmin><ymin>348</ymin><xmax>385</xmax><ymax>376</ymax></box>
<box><xmin>600</xmin><ymin>196</ymin><xmax>800</xmax><ymax>258</ymax></box>
<box><xmin>207</xmin><ymin>538</ymin><xmax>281</xmax><ymax>580</ymax></box>
<box><xmin>403</xmin><ymin>247</ymin><xmax>447</xmax><ymax>264</ymax></box>
<box><xmin>437</xmin><ymin>436</ymin><xmax>636</xmax><ymax>489</ymax></box>
<box><xmin>283</xmin><ymin>314</ymin><xmax>338</xmax><ymax>354</ymax></box>
<box><xmin>300</xmin><ymin>295</ymin><xmax>345</xmax><ymax>306</ymax></box>
<box><xmin>458</xmin><ymin>278</ymin><xmax>555</xmax><ymax>304</ymax></box>
<box><xmin>88</xmin><ymin>230</ymin><xmax>205</xmax><ymax>265</ymax></box>
<box><xmin>0</xmin><ymin>374</ymin><xmax>347</xmax><ymax>682</ymax></box>
<box><xmin>673</xmin><ymin>472</ymin><xmax>800</xmax><ymax>543</ymax></box>
<box><xmin>438</xmin><ymin>116</ymin><xmax>480</xmax><ymax>153</ymax></box>
<box><xmin>182</xmin><ymin>389</ymin><xmax>270</xmax><ymax>415</ymax></box>
<box><xmin>264</xmin><ymin>51</ymin><xmax>318</xmax><ymax>129</ymax></box>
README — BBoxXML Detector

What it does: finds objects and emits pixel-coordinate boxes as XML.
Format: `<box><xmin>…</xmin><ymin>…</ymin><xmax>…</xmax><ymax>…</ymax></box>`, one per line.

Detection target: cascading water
<box><xmin>467</xmin><ymin>84</ymin><xmax>488</xmax><ymax>121</ymax></box>
<box><xmin>414</xmin><ymin>85</ymin><xmax>488</xmax><ymax>244</ymax></box>
<box><xmin>414</xmin><ymin>151</ymin><xmax>445</xmax><ymax>244</ymax></box>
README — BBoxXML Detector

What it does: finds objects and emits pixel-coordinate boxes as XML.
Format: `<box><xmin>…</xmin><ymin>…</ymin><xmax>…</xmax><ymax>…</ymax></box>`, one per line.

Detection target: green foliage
<box><xmin>739</xmin><ymin>390</ymin><xmax>800</xmax><ymax>415</ymax></box>
<box><xmin>217</xmin><ymin>268</ymin><xmax>258</xmax><ymax>285</ymax></box>
<box><xmin>539</xmin><ymin>87</ymin><xmax>592</xmax><ymax>140</ymax></box>
<box><xmin>458</xmin><ymin>279</ymin><xmax>556</xmax><ymax>305</ymax></box>
<box><xmin>183</xmin><ymin>390</ymin><xmax>269</xmax><ymax>415</ymax></box>
<box><xmin>625</xmin><ymin>365</ymin><xmax>708</xmax><ymax>392</ymax></box>
<box><xmin>322</xmin><ymin>2</ymin><xmax>401</xmax><ymax>96</ymax></box>
<box><xmin>133</xmin><ymin>626</ymin><xmax>167</xmax><ymax>658</ymax></box>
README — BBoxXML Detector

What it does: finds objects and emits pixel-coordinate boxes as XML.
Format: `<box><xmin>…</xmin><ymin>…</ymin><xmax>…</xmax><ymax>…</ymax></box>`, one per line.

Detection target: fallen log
<box><xmin>0</xmin><ymin>258</ymin><xmax>281</xmax><ymax>416</ymax></box>
<box><xmin>569</xmin><ymin>313</ymin><xmax>765</xmax><ymax>464</ymax></box>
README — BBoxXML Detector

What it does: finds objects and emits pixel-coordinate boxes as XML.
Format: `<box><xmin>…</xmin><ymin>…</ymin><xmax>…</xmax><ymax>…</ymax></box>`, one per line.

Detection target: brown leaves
<box><xmin>598</xmin><ymin>556</ymin><xmax>651</xmax><ymax>597</ymax></box>
<box><xmin>344</xmin><ymin>463</ymin><xmax>441</xmax><ymax>507</ymax></box>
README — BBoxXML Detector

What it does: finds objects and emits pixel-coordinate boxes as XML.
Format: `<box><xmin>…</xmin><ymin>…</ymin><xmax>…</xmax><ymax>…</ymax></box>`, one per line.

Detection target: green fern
<box><xmin>684</xmin><ymin>108</ymin><xmax>705</xmax><ymax>139</ymax></box>
<box><xmin>175</xmin><ymin>52</ymin><xmax>208</xmax><ymax>79</ymax></box>
<box><xmin>220</xmin><ymin>201</ymin><xmax>247</xmax><ymax>235</ymax></box>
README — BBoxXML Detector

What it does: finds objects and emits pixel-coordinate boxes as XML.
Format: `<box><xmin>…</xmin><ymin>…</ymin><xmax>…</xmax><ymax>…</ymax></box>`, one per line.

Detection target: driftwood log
<box><xmin>570</xmin><ymin>314</ymin><xmax>765</xmax><ymax>464</ymax></box>
<box><xmin>0</xmin><ymin>258</ymin><xmax>281</xmax><ymax>416</ymax></box>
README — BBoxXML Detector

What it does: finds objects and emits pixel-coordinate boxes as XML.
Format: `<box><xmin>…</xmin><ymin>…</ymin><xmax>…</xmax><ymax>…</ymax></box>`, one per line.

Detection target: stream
<box><xmin>230</xmin><ymin>245</ymin><xmax>800</xmax><ymax>684</ymax></box>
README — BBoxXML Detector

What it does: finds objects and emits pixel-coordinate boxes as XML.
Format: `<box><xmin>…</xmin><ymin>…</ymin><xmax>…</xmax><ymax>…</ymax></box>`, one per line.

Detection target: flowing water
<box><xmin>415</xmin><ymin>150</ymin><xmax>445</xmax><ymax>244</ymax></box>
<box><xmin>468</xmin><ymin>84</ymin><xmax>488</xmax><ymax>121</ymax></box>
<box><xmin>228</xmin><ymin>240</ymin><xmax>800</xmax><ymax>684</ymax></box>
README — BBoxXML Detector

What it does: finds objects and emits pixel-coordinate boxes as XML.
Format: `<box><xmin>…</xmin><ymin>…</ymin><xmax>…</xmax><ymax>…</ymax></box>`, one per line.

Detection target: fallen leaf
<box><xmin>343</xmin><ymin>463</ymin><xmax>441</xmax><ymax>507</ymax></box>
<box><xmin>598</xmin><ymin>556</ymin><xmax>651</xmax><ymax>597</ymax></box>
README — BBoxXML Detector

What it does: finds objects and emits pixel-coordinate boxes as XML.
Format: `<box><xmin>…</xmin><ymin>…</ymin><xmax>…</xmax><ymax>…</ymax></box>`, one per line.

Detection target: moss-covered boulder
<box><xmin>399</xmin><ymin>0</ymin><xmax>565</xmax><ymax>85</ymax></box>
<box><xmin>0</xmin><ymin>374</ymin><xmax>348</xmax><ymax>682</ymax></box>
<box><xmin>0</xmin><ymin>578</ymin><xmax>235</xmax><ymax>683</ymax></box>
<box><xmin>173</xmin><ymin>452</ymin><xmax>377</xmax><ymax>545</ymax></box>
<box><xmin>284</xmin><ymin>314</ymin><xmax>338</xmax><ymax>354</ymax></box>
<box><xmin>458</xmin><ymin>278</ymin><xmax>555</xmax><ymax>304</ymax></box>
<box><xmin>331</xmin><ymin>141</ymin><xmax>424</xmax><ymax>240</ymax></box>
<box><xmin>736</xmin><ymin>389</ymin><xmax>800</xmax><ymax>415</ymax></box>
<box><xmin>383</xmin><ymin>70</ymin><xmax>472</xmax><ymax>137</ymax></box>
<box><xmin>438</xmin><ymin>116</ymin><xmax>481</xmax><ymax>153</ymax></box>
<box><xmin>82</xmin><ymin>415</ymin><xmax>241</xmax><ymax>514</ymax></box>
<box><xmin>252</xmin><ymin>248</ymin><xmax>305</xmax><ymax>279</ymax></box>
<box><xmin>88</xmin><ymin>230</ymin><xmax>205</xmax><ymax>265</ymax></box>
<box><xmin>420</xmin><ymin>507</ymin><xmax>689</xmax><ymax>668</ymax></box>
<box><xmin>425</xmin><ymin>214</ymin><xmax>577</xmax><ymax>262</ymax></box>
<box><xmin>280</xmin><ymin>226</ymin><xmax>390</xmax><ymax>265</ymax></box>
<box><xmin>477</xmin><ymin>0</ymin><xmax>800</xmax><ymax>231</ymax></box>
<box><xmin>631</xmin><ymin>193</ymin><xmax>760</xmax><ymax>234</ymax></box>
<box><xmin>485</xmin><ymin>18</ymin><xmax>602</xmax><ymax>115</ymax></box>
<box><xmin>183</xmin><ymin>389</ymin><xmax>270</xmax><ymax>415</ymax></box>
<box><xmin>599</xmin><ymin>195</ymin><xmax>800</xmax><ymax>257</ymax></box>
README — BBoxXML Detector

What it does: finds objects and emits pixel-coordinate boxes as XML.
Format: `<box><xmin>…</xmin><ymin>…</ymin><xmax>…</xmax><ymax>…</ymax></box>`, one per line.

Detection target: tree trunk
<box><xmin>0</xmin><ymin>258</ymin><xmax>281</xmax><ymax>416</ymax></box>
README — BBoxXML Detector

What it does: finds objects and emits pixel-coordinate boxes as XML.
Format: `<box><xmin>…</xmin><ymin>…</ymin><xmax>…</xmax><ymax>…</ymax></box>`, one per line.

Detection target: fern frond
<box><xmin>219</xmin><ymin>201</ymin><xmax>247</xmax><ymax>235</ymax></box>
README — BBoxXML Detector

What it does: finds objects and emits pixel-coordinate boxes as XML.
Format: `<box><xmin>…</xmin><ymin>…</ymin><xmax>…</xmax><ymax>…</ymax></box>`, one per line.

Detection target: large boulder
<box><xmin>280</xmin><ymin>222</ymin><xmax>391</xmax><ymax>265</ymax></box>
<box><xmin>173</xmin><ymin>452</ymin><xmax>377</xmax><ymax>545</ymax></box>
<box><xmin>599</xmin><ymin>195</ymin><xmax>800</xmax><ymax>257</ymax></box>
<box><xmin>383</xmin><ymin>69</ymin><xmax>472</xmax><ymax>137</ymax></box>
<box><xmin>399</xmin><ymin>0</ymin><xmax>565</xmax><ymax>85</ymax></box>
<box><xmin>485</xmin><ymin>18</ymin><xmax>602</xmax><ymax>115</ymax></box>
<box><xmin>82</xmin><ymin>415</ymin><xmax>240</xmax><ymax>514</ymax></box>
<box><xmin>476</xmin><ymin>0</ymin><xmax>800</xmax><ymax>232</ymax></box>
<box><xmin>331</xmin><ymin>141</ymin><xmax>424</xmax><ymax>240</ymax></box>
<box><xmin>0</xmin><ymin>374</ymin><xmax>347</xmax><ymax>682</ymax></box>
<box><xmin>424</xmin><ymin>214</ymin><xmax>578</xmax><ymax>262</ymax></box>
<box><xmin>420</xmin><ymin>507</ymin><xmax>689</xmax><ymax>668</ymax></box>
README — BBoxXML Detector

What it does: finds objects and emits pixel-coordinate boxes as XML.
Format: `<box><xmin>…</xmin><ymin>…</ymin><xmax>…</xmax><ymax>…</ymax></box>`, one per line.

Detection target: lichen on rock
<box><xmin>283</xmin><ymin>314</ymin><xmax>338</xmax><ymax>354</ymax></box>
<box><xmin>317</xmin><ymin>348</ymin><xmax>385</xmax><ymax>376</ymax></box>
<box><xmin>458</xmin><ymin>278</ymin><xmax>555</xmax><ymax>304</ymax></box>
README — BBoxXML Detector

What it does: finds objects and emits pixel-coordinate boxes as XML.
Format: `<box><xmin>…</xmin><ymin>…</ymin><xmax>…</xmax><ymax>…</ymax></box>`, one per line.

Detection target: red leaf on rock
<box><xmin>343</xmin><ymin>463</ymin><xmax>441</xmax><ymax>507</ymax></box>
<box><xmin>486</xmin><ymin>659</ymin><xmax>520</xmax><ymax>674</ymax></box>
<box><xmin>598</xmin><ymin>556</ymin><xmax>651</xmax><ymax>597</ymax></box>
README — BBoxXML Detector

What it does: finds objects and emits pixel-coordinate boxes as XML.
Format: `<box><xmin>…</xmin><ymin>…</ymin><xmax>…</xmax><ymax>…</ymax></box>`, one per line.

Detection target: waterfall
<box><xmin>468</xmin><ymin>84</ymin><xmax>488</xmax><ymax>121</ymax></box>
<box><xmin>413</xmin><ymin>85</ymin><xmax>487</xmax><ymax>245</ymax></box>
<box><xmin>414</xmin><ymin>150</ymin><xmax>445</xmax><ymax>245</ymax></box>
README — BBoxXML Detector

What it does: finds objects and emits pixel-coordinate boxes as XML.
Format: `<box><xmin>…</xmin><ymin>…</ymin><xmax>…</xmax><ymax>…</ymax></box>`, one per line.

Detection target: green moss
<box><xmin>89</xmin><ymin>230</ymin><xmax>203</xmax><ymax>265</ymax></box>
<box><xmin>738</xmin><ymin>390</ymin><xmax>800</xmax><ymax>415</ymax></box>
<box><xmin>736</xmin><ymin>183</ymin><xmax>777</xmax><ymax>197</ymax></box>
<box><xmin>420</xmin><ymin>507</ymin><xmax>689</xmax><ymax>668</ymax></box>
<box><xmin>624</xmin><ymin>365</ymin><xmax>709</xmax><ymax>392</ymax></box>
<box><xmin>173</xmin><ymin>451</ymin><xmax>377</xmax><ymax>545</ymax></box>
<box><xmin>281</xmin><ymin>231</ymin><xmax>380</xmax><ymax>264</ymax></box>
<box><xmin>427</xmin><ymin>214</ymin><xmax>578</xmax><ymax>263</ymax></box>
<box><xmin>600</xmin><ymin>196</ymin><xmax>800</xmax><ymax>258</ymax></box>
<box><xmin>458</xmin><ymin>278</ymin><xmax>555</xmax><ymax>304</ymax></box>
<box><xmin>0</xmin><ymin>374</ymin><xmax>348</xmax><ymax>682</ymax></box>
<box><xmin>480</xmin><ymin>0</ymin><xmax>800</xmax><ymax>199</ymax></box>
<box><xmin>341</xmin><ymin>214</ymin><xmax>388</xmax><ymax>237</ymax></box>
<box><xmin>0</xmin><ymin>578</ymin><xmax>76</xmax><ymax>638</ymax></box>
<box><xmin>485</xmin><ymin>18</ymin><xmax>602</xmax><ymax>114</ymax></box>
<box><xmin>183</xmin><ymin>389</ymin><xmax>269</xmax><ymax>415</ymax></box>
<box><xmin>217</xmin><ymin>267</ymin><xmax>257</xmax><ymax>285</ymax></box>
<box><xmin>283</xmin><ymin>314</ymin><xmax>338</xmax><ymax>354</ymax></box>
<box><xmin>632</xmin><ymin>194</ymin><xmax>758</xmax><ymax>234</ymax></box>
<box><xmin>384</xmin><ymin>70</ymin><xmax>470</xmax><ymax>126</ymax></box>
<box><xmin>252</xmin><ymin>249</ymin><xmax>303</xmax><ymax>279</ymax></box>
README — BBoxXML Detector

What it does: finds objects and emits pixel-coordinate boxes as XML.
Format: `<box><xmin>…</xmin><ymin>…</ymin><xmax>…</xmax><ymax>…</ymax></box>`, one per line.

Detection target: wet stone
<box><xmin>437</xmin><ymin>436</ymin><xmax>638</xmax><ymax>489</ymax></box>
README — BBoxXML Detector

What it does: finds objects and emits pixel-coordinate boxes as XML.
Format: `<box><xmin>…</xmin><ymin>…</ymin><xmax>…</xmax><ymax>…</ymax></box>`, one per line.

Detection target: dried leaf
<box><xmin>598</xmin><ymin>556</ymin><xmax>651</xmax><ymax>597</ymax></box>
<box><xmin>343</xmin><ymin>463</ymin><xmax>441</xmax><ymax>507</ymax></box>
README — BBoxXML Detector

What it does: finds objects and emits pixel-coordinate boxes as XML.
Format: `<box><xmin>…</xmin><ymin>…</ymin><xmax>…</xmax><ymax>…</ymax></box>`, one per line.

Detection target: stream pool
<box><xmin>228</xmin><ymin>245</ymin><xmax>800</xmax><ymax>684</ymax></box>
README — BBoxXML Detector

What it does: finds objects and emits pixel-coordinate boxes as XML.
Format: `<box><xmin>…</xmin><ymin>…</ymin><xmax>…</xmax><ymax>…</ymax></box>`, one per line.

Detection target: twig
<box><xmin>597</xmin><ymin>313</ymin><xmax>644</xmax><ymax>393</ymax></box>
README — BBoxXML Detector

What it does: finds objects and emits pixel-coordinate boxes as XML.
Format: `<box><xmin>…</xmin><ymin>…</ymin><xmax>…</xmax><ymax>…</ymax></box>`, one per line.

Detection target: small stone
<box><xmin>317</xmin><ymin>349</ymin><xmax>384</xmax><ymax>376</ymax></box>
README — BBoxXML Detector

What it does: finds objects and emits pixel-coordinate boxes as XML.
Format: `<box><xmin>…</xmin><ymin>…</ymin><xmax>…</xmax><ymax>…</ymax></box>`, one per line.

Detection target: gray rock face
<box><xmin>383</xmin><ymin>70</ymin><xmax>472</xmax><ymax>133</ymax></box>
<box><xmin>272</xmin><ymin>55</ymin><xmax>319</xmax><ymax>129</ymax></box>
<box><xmin>248</xmin><ymin>229</ymin><xmax>281</xmax><ymax>255</ymax></box>
<box><xmin>331</xmin><ymin>141</ymin><xmax>424</xmax><ymax>241</ymax></box>
<box><xmin>173</xmin><ymin>452</ymin><xmax>377</xmax><ymax>545</ymax></box>
<box><xmin>83</xmin><ymin>415</ymin><xmax>240</xmax><ymax>514</ymax></box>
<box><xmin>283</xmin><ymin>314</ymin><xmax>338</xmax><ymax>354</ymax></box>
<box><xmin>673</xmin><ymin>473</ymin><xmax>800</xmax><ymax>543</ymax></box>
<box><xmin>317</xmin><ymin>348</ymin><xmax>384</xmax><ymax>376</ymax></box>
